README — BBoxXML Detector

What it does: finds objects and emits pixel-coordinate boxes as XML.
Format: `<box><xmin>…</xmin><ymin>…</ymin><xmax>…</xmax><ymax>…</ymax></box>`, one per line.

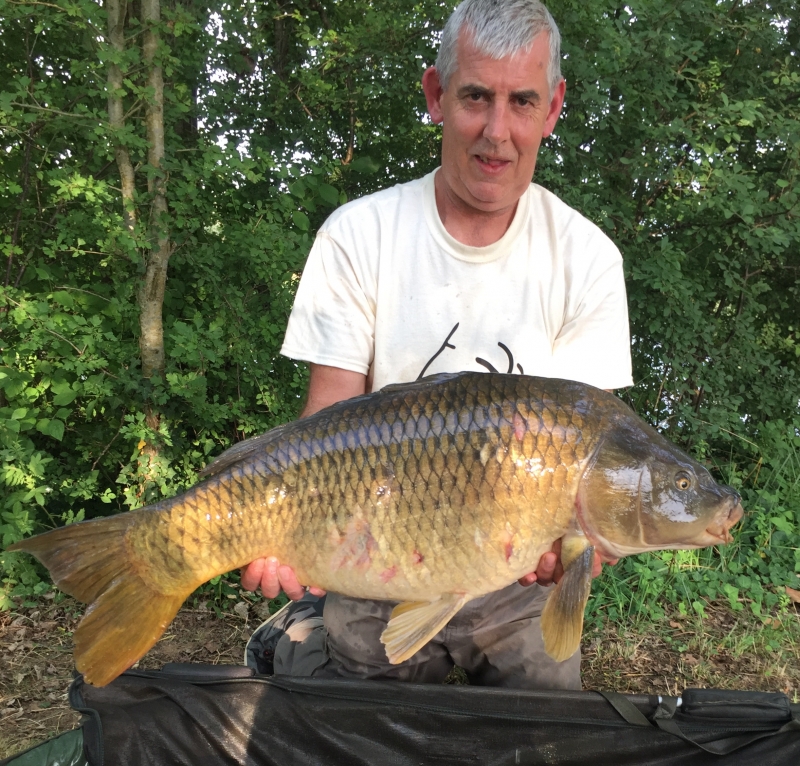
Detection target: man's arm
<box><xmin>240</xmin><ymin>364</ymin><xmax>367</xmax><ymax>599</ymax></box>
<box><xmin>299</xmin><ymin>363</ymin><xmax>368</xmax><ymax>418</ymax></box>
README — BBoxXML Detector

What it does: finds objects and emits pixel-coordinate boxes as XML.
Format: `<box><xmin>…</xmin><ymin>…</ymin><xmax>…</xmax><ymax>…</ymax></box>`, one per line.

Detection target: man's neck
<box><xmin>433</xmin><ymin>171</ymin><xmax>519</xmax><ymax>248</ymax></box>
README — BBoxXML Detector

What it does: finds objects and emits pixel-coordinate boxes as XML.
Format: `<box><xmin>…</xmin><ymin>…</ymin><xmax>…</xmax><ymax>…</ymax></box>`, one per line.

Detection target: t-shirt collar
<box><xmin>422</xmin><ymin>168</ymin><xmax>530</xmax><ymax>264</ymax></box>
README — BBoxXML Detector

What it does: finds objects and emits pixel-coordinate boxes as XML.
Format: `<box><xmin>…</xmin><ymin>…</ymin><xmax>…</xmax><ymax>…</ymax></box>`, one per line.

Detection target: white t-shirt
<box><xmin>281</xmin><ymin>169</ymin><xmax>633</xmax><ymax>392</ymax></box>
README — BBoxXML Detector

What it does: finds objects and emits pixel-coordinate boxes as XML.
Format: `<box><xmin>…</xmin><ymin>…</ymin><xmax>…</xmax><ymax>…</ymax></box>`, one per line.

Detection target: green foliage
<box><xmin>544</xmin><ymin>0</ymin><xmax>800</xmax><ymax>452</ymax></box>
<box><xmin>1</xmin><ymin>0</ymin><xmax>798</xmax><ymax>626</ymax></box>
<box><xmin>546</xmin><ymin>0</ymin><xmax>800</xmax><ymax>626</ymax></box>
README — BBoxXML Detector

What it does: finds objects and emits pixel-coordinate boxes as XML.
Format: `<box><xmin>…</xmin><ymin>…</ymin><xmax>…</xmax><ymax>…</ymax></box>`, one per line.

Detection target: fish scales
<box><xmin>9</xmin><ymin>371</ymin><xmax>743</xmax><ymax>685</ymax></box>
<box><xmin>127</xmin><ymin>375</ymin><xmax>587</xmax><ymax>601</ymax></box>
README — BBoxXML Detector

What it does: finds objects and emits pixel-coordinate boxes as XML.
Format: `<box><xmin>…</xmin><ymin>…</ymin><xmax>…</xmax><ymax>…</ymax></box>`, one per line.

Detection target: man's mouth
<box><xmin>474</xmin><ymin>155</ymin><xmax>511</xmax><ymax>171</ymax></box>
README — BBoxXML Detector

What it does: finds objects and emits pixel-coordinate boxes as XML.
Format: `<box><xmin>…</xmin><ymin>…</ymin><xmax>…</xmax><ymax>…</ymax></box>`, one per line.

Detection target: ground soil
<box><xmin>2</xmin><ymin>597</ymin><xmax>799</xmax><ymax>760</ymax></box>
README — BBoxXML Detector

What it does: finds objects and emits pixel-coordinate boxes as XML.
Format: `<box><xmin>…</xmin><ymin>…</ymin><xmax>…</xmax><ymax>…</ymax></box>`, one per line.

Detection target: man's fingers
<box><xmin>241</xmin><ymin>557</ymin><xmax>326</xmax><ymax>600</ymax></box>
<box><xmin>278</xmin><ymin>564</ymin><xmax>306</xmax><ymax>601</ymax></box>
<box><xmin>241</xmin><ymin>558</ymin><xmax>265</xmax><ymax>592</ymax></box>
<box><xmin>519</xmin><ymin>550</ymin><xmax>561</xmax><ymax>588</ymax></box>
<box><xmin>259</xmin><ymin>557</ymin><xmax>281</xmax><ymax>599</ymax></box>
<box><xmin>518</xmin><ymin>541</ymin><xmax>620</xmax><ymax>587</ymax></box>
<box><xmin>535</xmin><ymin>550</ymin><xmax>561</xmax><ymax>587</ymax></box>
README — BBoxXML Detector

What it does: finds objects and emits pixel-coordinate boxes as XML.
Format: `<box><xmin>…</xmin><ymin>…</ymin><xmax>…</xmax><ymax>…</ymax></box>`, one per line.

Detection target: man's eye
<box><xmin>468</xmin><ymin>93</ymin><xmax>483</xmax><ymax>101</ymax></box>
<box><xmin>515</xmin><ymin>98</ymin><xmax>530</xmax><ymax>107</ymax></box>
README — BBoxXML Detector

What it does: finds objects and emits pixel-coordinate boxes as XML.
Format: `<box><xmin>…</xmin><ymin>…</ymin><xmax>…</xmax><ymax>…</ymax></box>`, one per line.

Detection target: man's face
<box><xmin>422</xmin><ymin>30</ymin><xmax>565</xmax><ymax>215</ymax></box>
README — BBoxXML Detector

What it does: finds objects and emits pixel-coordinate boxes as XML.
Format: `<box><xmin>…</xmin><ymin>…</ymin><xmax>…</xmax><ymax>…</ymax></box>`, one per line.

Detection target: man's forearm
<box><xmin>300</xmin><ymin>363</ymin><xmax>368</xmax><ymax>418</ymax></box>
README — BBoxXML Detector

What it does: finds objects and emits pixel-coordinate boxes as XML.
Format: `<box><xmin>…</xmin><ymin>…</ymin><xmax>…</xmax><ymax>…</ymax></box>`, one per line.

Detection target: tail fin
<box><xmin>9</xmin><ymin>516</ymin><xmax>188</xmax><ymax>686</ymax></box>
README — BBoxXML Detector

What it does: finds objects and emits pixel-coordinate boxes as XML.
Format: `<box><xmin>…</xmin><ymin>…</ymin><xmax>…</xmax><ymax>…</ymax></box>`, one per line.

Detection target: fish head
<box><xmin>577</xmin><ymin>420</ymin><xmax>743</xmax><ymax>559</ymax></box>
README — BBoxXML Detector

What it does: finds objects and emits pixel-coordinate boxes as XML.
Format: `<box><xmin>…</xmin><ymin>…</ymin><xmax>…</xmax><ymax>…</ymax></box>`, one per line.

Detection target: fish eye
<box><xmin>675</xmin><ymin>472</ymin><xmax>692</xmax><ymax>491</ymax></box>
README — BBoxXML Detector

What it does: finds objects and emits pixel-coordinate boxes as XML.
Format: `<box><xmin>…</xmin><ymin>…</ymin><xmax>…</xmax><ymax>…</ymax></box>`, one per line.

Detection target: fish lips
<box><xmin>703</xmin><ymin>494</ymin><xmax>744</xmax><ymax>544</ymax></box>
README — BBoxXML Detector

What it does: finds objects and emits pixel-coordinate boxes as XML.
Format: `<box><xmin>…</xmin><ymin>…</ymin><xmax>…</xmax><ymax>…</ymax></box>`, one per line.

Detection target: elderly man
<box><xmin>242</xmin><ymin>0</ymin><xmax>632</xmax><ymax>690</ymax></box>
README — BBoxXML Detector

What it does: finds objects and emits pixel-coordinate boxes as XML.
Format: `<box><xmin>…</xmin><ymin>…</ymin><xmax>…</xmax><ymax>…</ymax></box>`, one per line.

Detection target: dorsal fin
<box><xmin>198</xmin><ymin>421</ymin><xmax>297</xmax><ymax>478</ymax></box>
<box><xmin>379</xmin><ymin>372</ymin><xmax>466</xmax><ymax>395</ymax></box>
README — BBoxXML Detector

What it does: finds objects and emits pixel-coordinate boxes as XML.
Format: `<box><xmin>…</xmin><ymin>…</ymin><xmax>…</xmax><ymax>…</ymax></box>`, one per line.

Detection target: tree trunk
<box><xmin>139</xmin><ymin>0</ymin><xmax>171</xmax><ymax>446</ymax></box>
<box><xmin>106</xmin><ymin>0</ymin><xmax>137</xmax><ymax>236</ymax></box>
<box><xmin>140</xmin><ymin>0</ymin><xmax>170</xmax><ymax>391</ymax></box>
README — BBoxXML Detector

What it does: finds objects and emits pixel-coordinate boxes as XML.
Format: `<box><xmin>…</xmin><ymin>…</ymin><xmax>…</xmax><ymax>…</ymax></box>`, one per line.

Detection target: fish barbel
<box><xmin>9</xmin><ymin>372</ymin><xmax>742</xmax><ymax>685</ymax></box>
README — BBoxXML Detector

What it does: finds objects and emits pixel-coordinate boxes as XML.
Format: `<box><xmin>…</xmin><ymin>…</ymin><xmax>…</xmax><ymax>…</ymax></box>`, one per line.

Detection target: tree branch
<box><xmin>9</xmin><ymin>101</ymin><xmax>95</xmax><ymax>119</ymax></box>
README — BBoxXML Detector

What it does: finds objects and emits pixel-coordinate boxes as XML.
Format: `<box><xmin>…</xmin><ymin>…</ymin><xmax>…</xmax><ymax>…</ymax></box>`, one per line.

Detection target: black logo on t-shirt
<box><xmin>416</xmin><ymin>323</ymin><xmax>524</xmax><ymax>379</ymax></box>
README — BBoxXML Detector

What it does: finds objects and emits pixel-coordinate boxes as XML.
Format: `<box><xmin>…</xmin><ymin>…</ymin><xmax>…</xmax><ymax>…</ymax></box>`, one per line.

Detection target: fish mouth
<box><xmin>704</xmin><ymin>496</ymin><xmax>744</xmax><ymax>544</ymax></box>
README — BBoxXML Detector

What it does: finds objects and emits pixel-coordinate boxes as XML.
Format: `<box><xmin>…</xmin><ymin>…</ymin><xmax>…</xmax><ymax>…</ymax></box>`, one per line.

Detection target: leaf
<box><xmin>45</xmin><ymin>419</ymin><xmax>65</xmax><ymax>441</ymax></box>
<box><xmin>292</xmin><ymin>211</ymin><xmax>310</xmax><ymax>231</ymax></box>
<box><xmin>318</xmin><ymin>183</ymin><xmax>339</xmax><ymax>206</ymax></box>
<box><xmin>349</xmin><ymin>156</ymin><xmax>380</xmax><ymax>174</ymax></box>
<box><xmin>771</xmin><ymin>516</ymin><xmax>793</xmax><ymax>534</ymax></box>
<box><xmin>4</xmin><ymin>419</ymin><xmax>20</xmax><ymax>434</ymax></box>
<box><xmin>52</xmin><ymin>389</ymin><xmax>78</xmax><ymax>406</ymax></box>
<box><xmin>785</xmin><ymin>587</ymin><xmax>800</xmax><ymax>604</ymax></box>
<box><xmin>36</xmin><ymin>418</ymin><xmax>51</xmax><ymax>434</ymax></box>
<box><xmin>51</xmin><ymin>291</ymin><xmax>75</xmax><ymax>309</ymax></box>
<box><xmin>722</xmin><ymin>583</ymin><xmax>742</xmax><ymax>611</ymax></box>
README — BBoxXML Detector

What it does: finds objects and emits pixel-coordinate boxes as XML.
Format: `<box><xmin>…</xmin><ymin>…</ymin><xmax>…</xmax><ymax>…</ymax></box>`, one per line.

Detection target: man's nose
<box><xmin>483</xmin><ymin>101</ymin><xmax>511</xmax><ymax>145</ymax></box>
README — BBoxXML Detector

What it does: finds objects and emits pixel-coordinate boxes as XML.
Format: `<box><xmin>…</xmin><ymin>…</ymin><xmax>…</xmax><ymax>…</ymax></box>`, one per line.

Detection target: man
<box><xmin>242</xmin><ymin>0</ymin><xmax>632</xmax><ymax>689</ymax></box>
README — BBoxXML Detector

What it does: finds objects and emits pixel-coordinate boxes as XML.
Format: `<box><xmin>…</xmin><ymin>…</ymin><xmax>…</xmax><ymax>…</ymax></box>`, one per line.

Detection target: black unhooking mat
<box><xmin>9</xmin><ymin>665</ymin><xmax>800</xmax><ymax>766</ymax></box>
<box><xmin>8</xmin><ymin>663</ymin><xmax>800</xmax><ymax>765</ymax></box>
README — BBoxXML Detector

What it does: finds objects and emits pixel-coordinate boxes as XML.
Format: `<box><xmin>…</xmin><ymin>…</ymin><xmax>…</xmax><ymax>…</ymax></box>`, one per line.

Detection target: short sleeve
<box><xmin>280</xmin><ymin>230</ymin><xmax>376</xmax><ymax>374</ymax></box>
<box><xmin>552</xmin><ymin>254</ymin><xmax>633</xmax><ymax>390</ymax></box>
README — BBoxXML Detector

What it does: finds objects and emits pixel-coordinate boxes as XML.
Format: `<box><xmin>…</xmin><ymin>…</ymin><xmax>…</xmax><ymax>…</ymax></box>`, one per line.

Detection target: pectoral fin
<box><xmin>541</xmin><ymin>535</ymin><xmax>595</xmax><ymax>663</ymax></box>
<box><xmin>381</xmin><ymin>594</ymin><xmax>471</xmax><ymax>665</ymax></box>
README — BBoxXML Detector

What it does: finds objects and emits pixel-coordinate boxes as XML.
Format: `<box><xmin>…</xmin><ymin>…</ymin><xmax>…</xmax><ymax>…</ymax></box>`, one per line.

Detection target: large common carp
<box><xmin>9</xmin><ymin>372</ymin><xmax>742</xmax><ymax>686</ymax></box>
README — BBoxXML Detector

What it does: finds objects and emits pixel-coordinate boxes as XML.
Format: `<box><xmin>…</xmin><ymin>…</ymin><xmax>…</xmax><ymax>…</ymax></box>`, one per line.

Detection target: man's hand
<box><xmin>240</xmin><ymin>558</ymin><xmax>326</xmax><ymax>601</ymax></box>
<box><xmin>518</xmin><ymin>538</ymin><xmax>617</xmax><ymax>588</ymax></box>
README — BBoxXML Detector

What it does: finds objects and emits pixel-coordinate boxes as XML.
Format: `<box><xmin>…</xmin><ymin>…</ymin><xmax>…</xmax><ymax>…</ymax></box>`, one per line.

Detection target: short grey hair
<box><xmin>435</xmin><ymin>0</ymin><xmax>562</xmax><ymax>96</ymax></box>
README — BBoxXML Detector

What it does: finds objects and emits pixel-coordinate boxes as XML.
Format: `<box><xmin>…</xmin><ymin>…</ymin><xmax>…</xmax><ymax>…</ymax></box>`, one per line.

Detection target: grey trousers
<box><xmin>273</xmin><ymin>582</ymin><xmax>581</xmax><ymax>690</ymax></box>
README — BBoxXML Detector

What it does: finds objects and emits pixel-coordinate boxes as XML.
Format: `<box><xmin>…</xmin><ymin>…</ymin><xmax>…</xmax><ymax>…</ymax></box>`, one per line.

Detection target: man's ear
<box><xmin>542</xmin><ymin>78</ymin><xmax>566</xmax><ymax>138</ymax></box>
<box><xmin>422</xmin><ymin>66</ymin><xmax>445</xmax><ymax>124</ymax></box>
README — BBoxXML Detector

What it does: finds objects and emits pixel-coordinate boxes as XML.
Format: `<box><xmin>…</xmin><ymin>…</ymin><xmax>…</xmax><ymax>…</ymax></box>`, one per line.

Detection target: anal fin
<box><xmin>380</xmin><ymin>593</ymin><xmax>471</xmax><ymax>665</ymax></box>
<box><xmin>541</xmin><ymin>537</ymin><xmax>595</xmax><ymax>663</ymax></box>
